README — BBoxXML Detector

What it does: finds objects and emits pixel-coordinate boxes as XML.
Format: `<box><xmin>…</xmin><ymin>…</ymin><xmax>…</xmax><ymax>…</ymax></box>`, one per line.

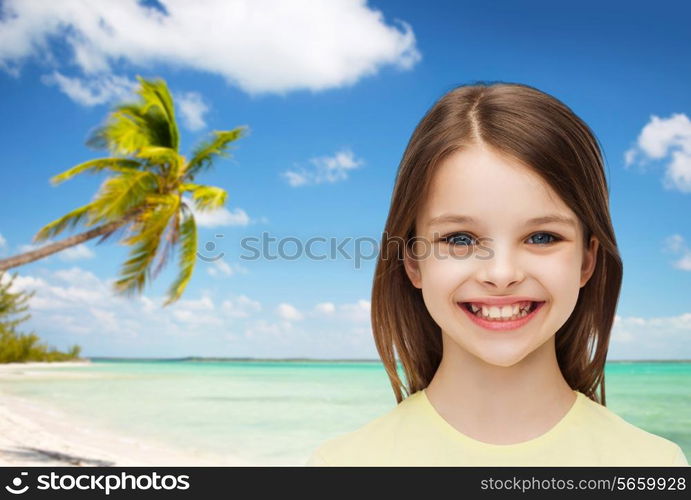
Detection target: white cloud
<box><xmin>282</xmin><ymin>149</ymin><xmax>363</xmax><ymax>187</ymax></box>
<box><xmin>39</xmin><ymin>71</ymin><xmax>208</xmax><ymax>131</ymax></box>
<box><xmin>88</xmin><ymin>307</ymin><xmax>119</xmax><ymax>333</ymax></box>
<box><xmin>176</xmin><ymin>91</ymin><xmax>209</xmax><ymax>131</ymax></box>
<box><xmin>244</xmin><ymin>319</ymin><xmax>293</xmax><ymax>340</ymax></box>
<box><xmin>184</xmin><ymin>196</ymin><xmax>250</xmax><ymax>228</ymax></box>
<box><xmin>206</xmin><ymin>258</ymin><xmax>249</xmax><ymax>277</ymax></box>
<box><xmin>608</xmin><ymin>313</ymin><xmax>691</xmax><ymax>359</ymax></box>
<box><xmin>207</xmin><ymin>259</ymin><xmax>231</xmax><ymax>277</ymax></box>
<box><xmin>663</xmin><ymin>234</ymin><xmax>685</xmax><ymax>253</ymax></box>
<box><xmin>221</xmin><ymin>295</ymin><xmax>261</xmax><ymax>318</ymax></box>
<box><xmin>0</xmin><ymin>0</ymin><xmax>421</xmax><ymax>96</ymax></box>
<box><xmin>58</xmin><ymin>243</ymin><xmax>95</xmax><ymax>261</ymax></box>
<box><xmin>0</xmin><ymin>233</ymin><xmax>7</xmax><ymax>248</ymax></box>
<box><xmin>310</xmin><ymin>299</ymin><xmax>370</xmax><ymax>322</ymax></box>
<box><xmin>45</xmin><ymin>313</ymin><xmax>93</xmax><ymax>335</ymax></box>
<box><xmin>624</xmin><ymin>113</ymin><xmax>691</xmax><ymax>193</ymax></box>
<box><xmin>3</xmin><ymin>266</ymin><xmax>385</xmax><ymax>357</ymax></box>
<box><xmin>672</xmin><ymin>253</ymin><xmax>691</xmax><ymax>271</ymax></box>
<box><xmin>664</xmin><ymin>151</ymin><xmax>691</xmax><ymax>193</ymax></box>
<box><xmin>194</xmin><ymin>207</ymin><xmax>250</xmax><ymax>228</ymax></box>
<box><xmin>662</xmin><ymin>234</ymin><xmax>691</xmax><ymax>271</ymax></box>
<box><xmin>53</xmin><ymin>266</ymin><xmax>101</xmax><ymax>286</ymax></box>
<box><xmin>338</xmin><ymin>299</ymin><xmax>371</xmax><ymax>322</ymax></box>
<box><xmin>6</xmin><ymin>267</ymin><xmax>260</xmax><ymax>335</ymax></box>
<box><xmin>174</xmin><ymin>295</ymin><xmax>215</xmax><ymax>311</ymax></box>
<box><xmin>40</xmin><ymin>71</ymin><xmax>137</xmax><ymax>106</ymax></box>
<box><xmin>314</xmin><ymin>302</ymin><xmax>336</xmax><ymax>314</ymax></box>
<box><xmin>282</xmin><ymin>171</ymin><xmax>309</xmax><ymax>188</ymax></box>
<box><xmin>8</xmin><ymin>267</ymin><xmax>108</xmax><ymax>310</ymax></box>
<box><xmin>276</xmin><ymin>303</ymin><xmax>303</xmax><ymax>321</ymax></box>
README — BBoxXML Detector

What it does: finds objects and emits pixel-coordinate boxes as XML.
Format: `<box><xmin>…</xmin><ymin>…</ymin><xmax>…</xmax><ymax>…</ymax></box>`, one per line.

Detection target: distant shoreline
<box><xmin>0</xmin><ymin>357</ymin><xmax>688</xmax><ymax>365</ymax></box>
<box><xmin>72</xmin><ymin>357</ymin><xmax>691</xmax><ymax>363</ymax></box>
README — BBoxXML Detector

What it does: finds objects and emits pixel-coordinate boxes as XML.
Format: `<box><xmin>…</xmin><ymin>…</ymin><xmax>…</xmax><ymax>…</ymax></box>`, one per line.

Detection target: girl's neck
<box><xmin>424</xmin><ymin>334</ymin><xmax>576</xmax><ymax>445</ymax></box>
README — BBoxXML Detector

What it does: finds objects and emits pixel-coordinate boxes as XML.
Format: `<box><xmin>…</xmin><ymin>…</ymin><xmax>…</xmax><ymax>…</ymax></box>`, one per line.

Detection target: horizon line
<box><xmin>85</xmin><ymin>356</ymin><xmax>691</xmax><ymax>363</ymax></box>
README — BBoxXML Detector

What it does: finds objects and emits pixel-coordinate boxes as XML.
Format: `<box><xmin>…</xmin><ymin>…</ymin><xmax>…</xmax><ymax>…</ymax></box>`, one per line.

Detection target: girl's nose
<box><xmin>475</xmin><ymin>244</ymin><xmax>525</xmax><ymax>289</ymax></box>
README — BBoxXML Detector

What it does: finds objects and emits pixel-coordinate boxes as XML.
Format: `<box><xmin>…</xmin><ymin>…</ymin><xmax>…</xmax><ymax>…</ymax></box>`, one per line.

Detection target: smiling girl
<box><xmin>306</xmin><ymin>82</ymin><xmax>688</xmax><ymax>466</ymax></box>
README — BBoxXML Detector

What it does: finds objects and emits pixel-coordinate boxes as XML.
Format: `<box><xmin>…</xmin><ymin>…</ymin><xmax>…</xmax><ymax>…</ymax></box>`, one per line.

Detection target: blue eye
<box><xmin>445</xmin><ymin>233</ymin><xmax>476</xmax><ymax>246</ymax></box>
<box><xmin>442</xmin><ymin>232</ymin><xmax>562</xmax><ymax>246</ymax></box>
<box><xmin>527</xmin><ymin>232</ymin><xmax>560</xmax><ymax>245</ymax></box>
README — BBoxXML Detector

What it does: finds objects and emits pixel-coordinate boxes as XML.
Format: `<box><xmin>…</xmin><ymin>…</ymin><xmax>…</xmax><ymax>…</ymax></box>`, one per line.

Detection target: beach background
<box><xmin>0</xmin><ymin>359</ymin><xmax>689</xmax><ymax>466</ymax></box>
<box><xmin>1</xmin><ymin>0</ymin><xmax>690</xmax><ymax>467</ymax></box>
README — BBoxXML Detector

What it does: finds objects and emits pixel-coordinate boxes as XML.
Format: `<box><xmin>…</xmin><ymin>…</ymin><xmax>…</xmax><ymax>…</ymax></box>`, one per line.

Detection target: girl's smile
<box><xmin>457</xmin><ymin>300</ymin><xmax>547</xmax><ymax>332</ymax></box>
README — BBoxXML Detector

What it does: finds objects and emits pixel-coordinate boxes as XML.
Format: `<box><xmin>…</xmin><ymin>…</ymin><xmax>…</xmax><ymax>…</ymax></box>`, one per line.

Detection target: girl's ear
<box><xmin>403</xmin><ymin>248</ymin><xmax>423</xmax><ymax>289</ymax></box>
<box><xmin>580</xmin><ymin>235</ymin><xmax>599</xmax><ymax>288</ymax></box>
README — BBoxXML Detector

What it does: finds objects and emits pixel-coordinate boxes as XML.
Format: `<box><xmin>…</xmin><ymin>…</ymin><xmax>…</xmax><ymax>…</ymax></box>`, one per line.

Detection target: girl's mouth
<box><xmin>457</xmin><ymin>301</ymin><xmax>546</xmax><ymax>331</ymax></box>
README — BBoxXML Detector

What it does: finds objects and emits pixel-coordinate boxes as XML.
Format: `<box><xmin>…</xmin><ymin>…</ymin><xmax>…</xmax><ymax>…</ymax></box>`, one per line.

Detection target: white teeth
<box><xmin>467</xmin><ymin>301</ymin><xmax>535</xmax><ymax>321</ymax></box>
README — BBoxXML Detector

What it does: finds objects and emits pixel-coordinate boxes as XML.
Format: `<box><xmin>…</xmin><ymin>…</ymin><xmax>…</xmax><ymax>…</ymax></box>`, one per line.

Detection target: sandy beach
<box><xmin>0</xmin><ymin>361</ymin><xmax>251</xmax><ymax>466</ymax></box>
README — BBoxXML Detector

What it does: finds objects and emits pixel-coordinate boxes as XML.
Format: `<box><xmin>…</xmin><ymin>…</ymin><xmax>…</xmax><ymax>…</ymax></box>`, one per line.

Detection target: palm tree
<box><xmin>0</xmin><ymin>76</ymin><xmax>247</xmax><ymax>306</ymax></box>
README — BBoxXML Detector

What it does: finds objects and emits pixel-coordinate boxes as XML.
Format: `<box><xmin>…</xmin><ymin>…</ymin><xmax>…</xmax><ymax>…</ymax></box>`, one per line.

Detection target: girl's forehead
<box><xmin>432</xmin><ymin>146</ymin><xmax>545</xmax><ymax>189</ymax></box>
<box><xmin>418</xmin><ymin>149</ymin><xmax>574</xmax><ymax>228</ymax></box>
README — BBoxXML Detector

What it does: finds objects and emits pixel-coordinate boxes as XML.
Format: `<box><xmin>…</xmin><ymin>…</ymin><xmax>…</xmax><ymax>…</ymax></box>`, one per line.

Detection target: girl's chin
<box><xmin>442</xmin><ymin>335</ymin><xmax>538</xmax><ymax>367</ymax></box>
<box><xmin>476</xmin><ymin>354</ymin><xmax>532</xmax><ymax>368</ymax></box>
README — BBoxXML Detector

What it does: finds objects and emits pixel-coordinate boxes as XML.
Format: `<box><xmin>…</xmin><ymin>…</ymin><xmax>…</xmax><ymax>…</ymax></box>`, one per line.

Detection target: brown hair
<box><xmin>371</xmin><ymin>81</ymin><xmax>622</xmax><ymax>406</ymax></box>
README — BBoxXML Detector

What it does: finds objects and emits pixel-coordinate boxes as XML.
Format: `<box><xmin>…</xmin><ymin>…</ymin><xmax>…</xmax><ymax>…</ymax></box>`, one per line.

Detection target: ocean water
<box><xmin>1</xmin><ymin>359</ymin><xmax>689</xmax><ymax>465</ymax></box>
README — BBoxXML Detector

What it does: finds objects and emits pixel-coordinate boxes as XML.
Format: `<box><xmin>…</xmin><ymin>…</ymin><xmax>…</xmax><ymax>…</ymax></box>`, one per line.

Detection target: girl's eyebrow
<box><xmin>427</xmin><ymin>213</ymin><xmax>577</xmax><ymax>228</ymax></box>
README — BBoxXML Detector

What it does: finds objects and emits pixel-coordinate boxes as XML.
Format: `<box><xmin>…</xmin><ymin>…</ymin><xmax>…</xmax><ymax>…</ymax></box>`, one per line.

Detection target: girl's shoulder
<box><xmin>573</xmin><ymin>392</ymin><xmax>687</xmax><ymax>465</ymax></box>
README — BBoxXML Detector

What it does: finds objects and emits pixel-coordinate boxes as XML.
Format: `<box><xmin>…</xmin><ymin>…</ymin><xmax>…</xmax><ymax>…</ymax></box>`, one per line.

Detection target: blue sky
<box><xmin>0</xmin><ymin>0</ymin><xmax>690</xmax><ymax>359</ymax></box>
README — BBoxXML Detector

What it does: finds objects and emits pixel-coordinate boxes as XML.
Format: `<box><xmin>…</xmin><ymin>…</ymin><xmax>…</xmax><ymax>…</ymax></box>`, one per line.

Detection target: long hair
<box><xmin>371</xmin><ymin>81</ymin><xmax>622</xmax><ymax>406</ymax></box>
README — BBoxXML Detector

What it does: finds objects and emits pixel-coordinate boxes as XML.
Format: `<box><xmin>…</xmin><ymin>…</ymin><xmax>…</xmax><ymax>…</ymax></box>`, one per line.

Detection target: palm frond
<box><xmin>181</xmin><ymin>183</ymin><xmax>227</xmax><ymax>212</ymax></box>
<box><xmin>50</xmin><ymin>158</ymin><xmax>142</xmax><ymax>185</ymax></box>
<box><xmin>33</xmin><ymin>203</ymin><xmax>95</xmax><ymax>243</ymax></box>
<box><xmin>92</xmin><ymin>104</ymin><xmax>155</xmax><ymax>156</ymax></box>
<box><xmin>136</xmin><ymin>76</ymin><xmax>180</xmax><ymax>152</ymax></box>
<box><xmin>162</xmin><ymin>205</ymin><xmax>197</xmax><ymax>307</ymax></box>
<box><xmin>121</xmin><ymin>194</ymin><xmax>179</xmax><ymax>246</ymax></box>
<box><xmin>112</xmin><ymin>232</ymin><xmax>162</xmax><ymax>297</ymax></box>
<box><xmin>89</xmin><ymin>170</ymin><xmax>159</xmax><ymax>224</ymax></box>
<box><xmin>184</xmin><ymin>127</ymin><xmax>248</xmax><ymax>182</ymax></box>
<box><xmin>88</xmin><ymin>77</ymin><xmax>180</xmax><ymax>156</ymax></box>
<box><xmin>112</xmin><ymin>197</ymin><xmax>179</xmax><ymax>296</ymax></box>
<box><xmin>136</xmin><ymin>146</ymin><xmax>182</xmax><ymax>178</ymax></box>
<box><xmin>151</xmin><ymin>212</ymin><xmax>178</xmax><ymax>280</ymax></box>
<box><xmin>136</xmin><ymin>146</ymin><xmax>179</xmax><ymax>165</ymax></box>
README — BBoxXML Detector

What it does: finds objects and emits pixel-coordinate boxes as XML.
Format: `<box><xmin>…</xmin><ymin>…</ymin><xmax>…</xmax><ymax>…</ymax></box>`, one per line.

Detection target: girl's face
<box><xmin>404</xmin><ymin>144</ymin><xmax>599</xmax><ymax>368</ymax></box>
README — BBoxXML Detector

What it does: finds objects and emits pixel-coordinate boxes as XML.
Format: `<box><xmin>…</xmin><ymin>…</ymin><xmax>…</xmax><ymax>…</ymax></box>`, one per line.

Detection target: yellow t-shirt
<box><xmin>306</xmin><ymin>389</ymin><xmax>688</xmax><ymax>466</ymax></box>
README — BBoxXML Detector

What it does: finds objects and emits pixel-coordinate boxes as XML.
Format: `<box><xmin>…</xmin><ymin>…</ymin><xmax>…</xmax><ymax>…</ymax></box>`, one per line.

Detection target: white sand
<box><xmin>0</xmin><ymin>361</ymin><xmax>252</xmax><ymax>466</ymax></box>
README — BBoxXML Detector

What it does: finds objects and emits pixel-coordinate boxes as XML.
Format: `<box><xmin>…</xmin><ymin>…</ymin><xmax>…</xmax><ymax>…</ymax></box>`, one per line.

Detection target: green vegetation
<box><xmin>0</xmin><ymin>76</ymin><xmax>247</xmax><ymax>306</ymax></box>
<box><xmin>0</xmin><ymin>271</ymin><xmax>81</xmax><ymax>363</ymax></box>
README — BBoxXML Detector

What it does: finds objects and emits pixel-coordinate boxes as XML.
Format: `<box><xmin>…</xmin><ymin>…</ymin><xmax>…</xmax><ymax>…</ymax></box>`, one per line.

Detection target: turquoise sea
<box><xmin>0</xmin><ymin>359</ymin><xmax>689</xmax><ymax>465</ymax></box>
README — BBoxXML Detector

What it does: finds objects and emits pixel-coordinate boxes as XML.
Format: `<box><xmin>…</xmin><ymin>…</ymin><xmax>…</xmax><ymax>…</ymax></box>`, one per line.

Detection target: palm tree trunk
<box><xmin>0</xmin><ymin>213</ymin><xmax>139</xmax><ymax>272</ymax></box>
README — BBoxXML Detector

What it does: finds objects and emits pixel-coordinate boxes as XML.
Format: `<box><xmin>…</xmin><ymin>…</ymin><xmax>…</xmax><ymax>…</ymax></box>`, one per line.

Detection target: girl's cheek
<box><xmin>422</xmin><ymin>258</ymin><xmax>470</xmax><ymax>287</ymax></box>
<box><xmin>531</xmin><ymin>252</ymin><xmax>581</xmax><ymax>281</ymax></box>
